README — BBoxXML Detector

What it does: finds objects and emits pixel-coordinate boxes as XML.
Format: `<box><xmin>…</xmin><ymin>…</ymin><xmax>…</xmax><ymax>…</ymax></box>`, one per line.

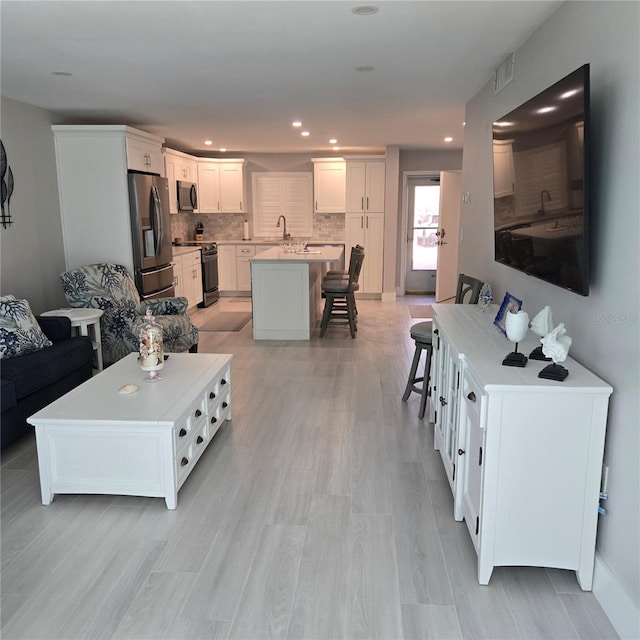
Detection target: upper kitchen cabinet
<box><xmin>126</xmin><ymin>132</ymin><xmax>164</xmax><ymax>175</ymax></box>
<box><xmin>345</xmin><ymin>157</ymin><xmax>385</xmax><ymax>213</ymax></box>
<box><xmin>164</xmin><ymin>148</ymin><xmax>199</xmax><ymax>214</ymax></box>
<box><xmin>312</xmin><ymin>158</ymin><xmax>345</xmax><ymax>213</ymax></box>
<box><xmin>197</xmin><ymin>159</ymin><xmax>246</xmax><ymax>214</ymax></box>
<box><xmin>492</xmin><ymin>140</ymin><xmax>515</xmax><ymax>198</ymax></box>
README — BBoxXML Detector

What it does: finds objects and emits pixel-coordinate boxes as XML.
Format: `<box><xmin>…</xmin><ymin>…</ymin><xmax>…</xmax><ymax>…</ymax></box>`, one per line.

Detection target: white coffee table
<box><xmin>41</xmin><ymin>308</ymin><xmax>104</xmax><ymax>371</ymax></box>
<box><xmin>27</xmin><ymin>352</ymin><xmax>233</xmax><ymax>509</ymax></box>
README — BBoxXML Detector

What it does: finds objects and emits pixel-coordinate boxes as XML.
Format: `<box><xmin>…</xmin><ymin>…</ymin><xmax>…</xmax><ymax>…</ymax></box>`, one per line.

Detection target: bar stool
<box><xmin>401</xmin><ymin>321</ymin><xmax>433</xmax><ymax>419</ymax></box>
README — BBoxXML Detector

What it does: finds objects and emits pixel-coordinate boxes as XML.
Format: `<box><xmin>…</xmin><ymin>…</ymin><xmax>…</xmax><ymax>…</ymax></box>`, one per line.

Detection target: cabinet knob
<box><xmin>434</xmin><ymin>329</ymin><xmax>439</xmax><ymax>335</ymax></box>
<box><xmin>179</xmin><ymin>428</ymin><xmax>187</xmax><ymax>438</ymax></box>
<box><xmin>209</xmin><ymin>392</ymin><xmax>216</xmax><ymax>399</ymax></box>
<box><xmin>194</xmin><ymin>409</ymin><xmax>202</xmax><ymax>418</ymax></box>
<box><xmin>181</xmin><ymin>457</ymin><xmax>189</xmax><ymax>467</ymax></box>
<box><xmin>220</xmin><ymin>379</ymin><xmax>227</xmax><ymax>385</ymax></box>
<box><xmin>222</xmin><ymin>401</ymin><xmax>228</xmax><ymax>409</ymax></box>
<box><xmin>196</xmin><ymin>436</ymin><xmax>204</xmax><ymax>445</ymax></box>
<box><xmin>211</xmin><ymin>416</ymin><xmax>217</xmax><ymax>424</ymax></box>
<box><xmin>467</xmin><ymin>391</ymin><xmax>476</xmax><ymax>402</ymax></box>
<box><xmin>458</xmin><ymin>448</ymin><xmax>465</xmax><ymax>456</ymax></box>
<box><xmin>439</xmin><ymin>396</ymin><xmax>447</xmax><ymax>406</ymax></box>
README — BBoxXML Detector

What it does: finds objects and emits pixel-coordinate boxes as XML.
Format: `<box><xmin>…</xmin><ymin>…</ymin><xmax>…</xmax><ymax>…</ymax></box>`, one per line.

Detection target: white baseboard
<box><xmin>593</xmin><ymin>552</ymin><xmax>640</xmax><ymax>639</ymax></box>
<box><xmin>381</xmin><ymin>291</ymin><xmax>396</xmax><ymax>303</ymax></box>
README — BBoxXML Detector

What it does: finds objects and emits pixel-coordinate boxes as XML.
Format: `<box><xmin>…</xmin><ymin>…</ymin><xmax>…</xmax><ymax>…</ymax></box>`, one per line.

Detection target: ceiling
<box><xmin>0</xmin><ymin>1</ymin><xmax>562</xmax><ymax>156</ymax></box>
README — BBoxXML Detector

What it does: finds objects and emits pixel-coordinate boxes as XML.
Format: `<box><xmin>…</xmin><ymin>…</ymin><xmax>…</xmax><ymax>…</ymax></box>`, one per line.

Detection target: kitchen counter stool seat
<box><xmin>402</xmin><ymin>321</ymin><xmax>433</xmax><ymax>420</ymax></box>
<box><xmin>319</xmin><ymin>247</ymin><xmax>364</xmax><ymax>339</ymax></box>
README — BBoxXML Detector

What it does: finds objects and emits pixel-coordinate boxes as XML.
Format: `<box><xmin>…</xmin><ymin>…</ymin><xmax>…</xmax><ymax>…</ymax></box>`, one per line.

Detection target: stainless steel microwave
<box><xmin>177</xmin><ymin>180</ymin><xmax>198</xmax><ymax>212</ymax></box>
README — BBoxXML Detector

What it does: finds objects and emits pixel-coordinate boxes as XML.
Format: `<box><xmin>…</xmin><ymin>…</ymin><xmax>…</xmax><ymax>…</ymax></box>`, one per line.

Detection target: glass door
<box><xmin>405</xmin><ymin>176</ymin><xmax>440</xmax><ymax>293</ymax></box>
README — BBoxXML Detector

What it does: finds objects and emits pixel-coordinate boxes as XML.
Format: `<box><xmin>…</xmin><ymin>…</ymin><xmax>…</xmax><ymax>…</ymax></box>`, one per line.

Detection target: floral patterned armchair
<box><xmin>60</xmin><ymin>263</ymin><xmax>198</xmax><ymax>367</ymax></box>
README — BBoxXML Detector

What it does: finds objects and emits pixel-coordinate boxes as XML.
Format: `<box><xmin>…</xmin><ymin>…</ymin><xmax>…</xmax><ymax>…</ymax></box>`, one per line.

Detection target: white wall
<box><xmin>459</xmin><ymin>2</ymin><xmax>639</xmax><ymax>636</ymax></box>
<box><xmin>0</xmin><ymin>97</ymin><xmax>68</xmax><ymax>313</ymax></box>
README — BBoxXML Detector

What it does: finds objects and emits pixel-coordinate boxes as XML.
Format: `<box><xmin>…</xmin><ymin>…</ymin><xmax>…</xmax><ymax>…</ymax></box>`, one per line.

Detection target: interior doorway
<box><xmin>404</xmin><ymin>175</ymin><xmax>440</xmax><ymax>294</ymax></box>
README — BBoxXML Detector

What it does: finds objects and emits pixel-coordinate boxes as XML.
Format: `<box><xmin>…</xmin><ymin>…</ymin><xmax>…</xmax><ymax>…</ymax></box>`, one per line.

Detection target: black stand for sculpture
<box><xmin>538</xmin><ymin>363</ymin><xmax>569</xmax><ymax>381</ymax></box>
<box><xmin>502</xmin><ymin>343</ymin><xmax>528</xmax><ymax>367</ymax></box>
<box><xmin>529</xmin><ymin>345</ymin><xmax>552</xmax><ymax>361</ymax></box>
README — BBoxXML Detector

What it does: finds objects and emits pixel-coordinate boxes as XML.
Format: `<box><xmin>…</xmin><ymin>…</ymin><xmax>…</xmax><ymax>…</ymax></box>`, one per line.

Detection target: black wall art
<box><xmin>1</xmin><ymin>139</ymin><xmax>15</xmax><ymax>228</ymax></box>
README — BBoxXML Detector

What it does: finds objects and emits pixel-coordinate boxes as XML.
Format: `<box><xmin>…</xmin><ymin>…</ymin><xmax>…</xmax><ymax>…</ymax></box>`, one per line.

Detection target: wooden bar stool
<box><xmin>401</xmin><ymin>321</ymin><xmax>433</xmax><ymax>419</ymax></box>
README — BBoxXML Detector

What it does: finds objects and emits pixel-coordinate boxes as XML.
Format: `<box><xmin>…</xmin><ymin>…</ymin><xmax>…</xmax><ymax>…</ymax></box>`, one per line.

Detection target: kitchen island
<box><xmin>250</xmin><ymin>246</ymin><xmax>344</xmax><ymax>340</ymax></box>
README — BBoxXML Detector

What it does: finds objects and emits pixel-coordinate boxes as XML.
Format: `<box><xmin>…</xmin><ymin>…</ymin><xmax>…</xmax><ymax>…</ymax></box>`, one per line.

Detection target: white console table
<box><xmin>429</xmin><ymin>304</ymin><xmax>612</xmax><ymax>590</ymax></box>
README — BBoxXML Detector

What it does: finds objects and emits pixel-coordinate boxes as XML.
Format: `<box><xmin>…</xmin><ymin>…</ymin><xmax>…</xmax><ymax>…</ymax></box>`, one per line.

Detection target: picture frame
<box><xmin>494</xmin><ymin>292</ymin><xmax>523</xmax><ymax>335</ymax></box>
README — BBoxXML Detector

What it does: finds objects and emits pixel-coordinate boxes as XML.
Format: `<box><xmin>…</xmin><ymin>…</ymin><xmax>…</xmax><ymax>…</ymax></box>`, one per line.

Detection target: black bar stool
<box><xmin>401</xmin><ymin>321</ymin><xmax>433</xmax><ymax>419</ymax></box>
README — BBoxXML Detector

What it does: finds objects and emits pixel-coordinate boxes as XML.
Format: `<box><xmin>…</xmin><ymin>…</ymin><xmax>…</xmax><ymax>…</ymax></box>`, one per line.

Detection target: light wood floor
<box><xmin>1</xmin><ymin>296</ymin><xmax>618</xmax><ymax>639</ymax></box>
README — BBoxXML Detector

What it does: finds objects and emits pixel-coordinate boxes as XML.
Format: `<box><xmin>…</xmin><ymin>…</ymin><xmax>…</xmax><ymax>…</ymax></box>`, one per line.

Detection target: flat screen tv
<box><xmin>493</xmin><ymin>64</ymin><xmax>590</xmax><ymax>296</ymax></box>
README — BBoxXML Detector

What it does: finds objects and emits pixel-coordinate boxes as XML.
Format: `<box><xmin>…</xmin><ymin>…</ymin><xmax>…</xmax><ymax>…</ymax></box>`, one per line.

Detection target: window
<box><xmin>252</xmin><ymin>172</ymin><xmax>313</xmax><ymax>238</ymax></box>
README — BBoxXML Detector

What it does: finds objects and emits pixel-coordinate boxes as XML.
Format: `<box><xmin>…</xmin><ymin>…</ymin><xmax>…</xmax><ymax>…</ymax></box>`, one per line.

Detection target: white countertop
<box><xmin>249</xmin><ymin>246</ymin><xmax>343</xmax><ymax>263</ymax></box>
<box><xmin>215</xmin><ymin>239</ymin><xmax>345</xmax><ymax>246</ymax></box>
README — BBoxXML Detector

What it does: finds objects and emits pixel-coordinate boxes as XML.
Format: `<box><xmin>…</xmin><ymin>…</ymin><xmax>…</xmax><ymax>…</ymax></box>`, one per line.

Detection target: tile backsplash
<box><xmin>171</xmin><ymin>213</ymin><xmax>345</xmax><ymax>242</ymax></box>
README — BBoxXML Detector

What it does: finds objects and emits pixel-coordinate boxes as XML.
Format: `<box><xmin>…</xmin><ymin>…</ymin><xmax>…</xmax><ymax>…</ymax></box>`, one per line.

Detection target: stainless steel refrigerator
<box><xmin>128</xmin><ymin>172</ymin><xmax>175</xmax><ymax>300</ymax></box>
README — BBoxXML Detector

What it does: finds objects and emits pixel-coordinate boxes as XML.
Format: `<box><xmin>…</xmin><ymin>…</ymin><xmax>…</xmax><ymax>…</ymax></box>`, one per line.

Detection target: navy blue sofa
<box><xmin>1</xmin><ymin>316</ymin><xmax>94</xmax><ymax>450</ymax></box>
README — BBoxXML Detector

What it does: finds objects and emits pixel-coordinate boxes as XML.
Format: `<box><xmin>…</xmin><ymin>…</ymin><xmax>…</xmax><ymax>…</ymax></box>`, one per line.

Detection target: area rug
<box><xmin>408</xmin><ymin>305</ymin><xmax>433</xmax><ymax>319</ymax></box>
<box><xmin>199</xmin><ymin>312</ymin><xmax>252</xmax><ymax>332</ymax></box>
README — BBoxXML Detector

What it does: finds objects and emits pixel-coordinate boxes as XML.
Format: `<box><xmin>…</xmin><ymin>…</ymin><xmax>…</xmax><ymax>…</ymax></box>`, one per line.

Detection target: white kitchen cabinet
<box><xmin>492</xmin><ymin>140</ymin><xmax>515</xmax><ymax>198</ymax></box>
<box><xmin>344</xmin><ymin>210</ymin><xmax>384</xmax><ymax>294</ymax></box>
<box><xmin>430</xmin><ymin>304</ymin><xmax>612</xmax><ymax>590</ymax></box>
<box><xmin>236</xmin><ymin>244</ymin><xmax>255</xmax><ymax>292</ymax></box>
<box><xmin>165</xmin><ymin>148</ymin><xmax>199</xmax><ymax>214</ymax></box>
<box><xmin>196</xmin><ymin>159</ymin><xmax>245</xmax><ymax>213</ymax></box>
<box><xmin>345</xmin><ymin>158</ymin><xmax>385</xmax><ymax>214</ymax></box>
<box><xmin>125</xmin><ymin>132</ymin><xmax>164</xmax><ymax>175</ymax></box>
<box><xmin>171</xmin><ymin>249</ymin><xmax>202</xmax><ymax>307</ymax></box>
<box><xmin>182</xmin><ymin>249</ymin><xmax>203</xmax><ymax>308</ymax></box>
<box><xmin>218</xmin><ymin>245</ymin><xmax>237</xmax><ymax>291</ymax></box>
<box><xmin>312</xmin><ymin>158</ymin><xmax>345</xmax><ymax>213</ymax></box>
<box><xmin>171</xmin><ymin>256</ymin><xmax>184</xmax><ymax>297</ymax></box>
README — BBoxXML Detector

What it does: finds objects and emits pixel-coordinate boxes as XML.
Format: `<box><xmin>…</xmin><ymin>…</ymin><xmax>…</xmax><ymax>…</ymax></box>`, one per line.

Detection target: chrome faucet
<box><xmin>276</xmin><ymin>215</ymin><xmax>290</xmax><ymax>240</ymax></box>
<box><xmin>539</xmin><ymin>190</ymin><xmax>552</xmax><ymax>215</ymax></box>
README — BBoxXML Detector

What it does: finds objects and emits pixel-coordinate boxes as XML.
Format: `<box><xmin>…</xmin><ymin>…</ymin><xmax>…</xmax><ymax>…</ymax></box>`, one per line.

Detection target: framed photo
<box><xmin>494</xmin><ymin>292</ymin><xmax>523</xmax><ymax>335</ymax></box>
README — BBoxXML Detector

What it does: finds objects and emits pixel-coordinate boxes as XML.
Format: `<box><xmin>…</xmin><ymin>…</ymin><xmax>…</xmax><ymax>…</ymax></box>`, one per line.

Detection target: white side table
<box><xmin>41</xmin><ymin>308</ymin><xmax>104</xmax><ymax>371</ymax></box>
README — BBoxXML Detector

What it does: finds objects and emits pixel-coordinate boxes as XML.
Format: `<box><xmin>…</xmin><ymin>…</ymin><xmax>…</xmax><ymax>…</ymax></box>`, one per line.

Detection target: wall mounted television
<box><xmin>493</xmin><ymin>64</ymin><xmax>590</xmax><ymax>296</ymax></box>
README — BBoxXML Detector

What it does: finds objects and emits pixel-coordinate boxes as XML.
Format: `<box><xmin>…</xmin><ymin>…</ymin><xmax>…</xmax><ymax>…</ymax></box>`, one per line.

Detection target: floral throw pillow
<box><xmin>0</xmin><ymin>296</ymin><xmax>52</xmax><ymax>359</ymax></box>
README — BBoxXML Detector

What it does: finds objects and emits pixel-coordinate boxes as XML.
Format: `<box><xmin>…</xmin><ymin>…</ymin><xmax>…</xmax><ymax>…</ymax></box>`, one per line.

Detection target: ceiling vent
<box><xmin>494</xmin><ymin>53</ymin><xmax>515</xmax><ymax>94</ymax></box>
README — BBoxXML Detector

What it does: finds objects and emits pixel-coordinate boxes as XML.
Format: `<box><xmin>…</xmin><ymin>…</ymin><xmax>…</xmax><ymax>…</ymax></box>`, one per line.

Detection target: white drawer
<box><xmin>205</xmin><ymin>366</ymin><xmax>231</xmax><ymax>414</ymax></box>
<box><xmin>176</xmin><ymin>420</ymin><xmax>209</xmax><ymax>487</ymax></box>
<box><xmin>236</xmin><ymin>245</ymin><xmax>256</xmax><ymax>256</ymax></box>
<box><xmin>174</xmin><ymin>395</ymin><xmax>207</xmax><ymax>451</ymax></box>
<box><xmin>209</xmin><ymin>389</ymin><xmax>231</xmax><ymax>437</ymax></box>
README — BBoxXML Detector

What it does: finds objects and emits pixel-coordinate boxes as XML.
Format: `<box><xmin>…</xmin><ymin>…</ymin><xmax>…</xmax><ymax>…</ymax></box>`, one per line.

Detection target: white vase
<box><xmin>505</xmin><ymin>310</ymin><xmax>529</xmax><ymax>343</ymax></box>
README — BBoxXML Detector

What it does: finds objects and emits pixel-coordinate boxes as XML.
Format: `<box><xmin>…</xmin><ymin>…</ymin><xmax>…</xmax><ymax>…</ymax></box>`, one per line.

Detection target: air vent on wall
<box><xmin>494</xmin><ymin>53</ymin><xmax>515</xmax><ymax>94</ymax></box>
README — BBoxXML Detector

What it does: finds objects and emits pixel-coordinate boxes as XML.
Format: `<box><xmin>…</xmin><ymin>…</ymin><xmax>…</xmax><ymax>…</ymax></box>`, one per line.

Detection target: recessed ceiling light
<box><xmin>51</xmin><ymin>71</ymin><xmax>72</xmax><ymax>77</ymax></box>
<box><xmin>204</xmin><ymin>140</ymin><xmax>213</xmax><ymax>145</ymax></box>
<box><xmin>537</xmin><ymin>106</ymin><xmax>557</xmax><ymax>114</ymax></box>
<box><xmin>355</xmin><ymin>66</ymin><xmax>374</xmax><ymax>73</ymax></box>
<box><xmin>351</xmin><ymin>5</ymin><xmax>379</xmax><ymax>15</ymax></box>
<box><xmin>292</xmin><ymin>121</ymin><xmax>302</xmax><ymax>127</ymax></box>
<box><xmin>444</xmin><ymin>137</ymin><xmax>453</xmax><ymax>143</ymax></box>
<box><xmin>329</xmin><ymin>138</ymin><xmax>337</xmax><ymax>144</ymax></box>
<box><xmin>301</xmin><ymin>131</ymin><xmax>310</xmax><ymax>137</ymax></box>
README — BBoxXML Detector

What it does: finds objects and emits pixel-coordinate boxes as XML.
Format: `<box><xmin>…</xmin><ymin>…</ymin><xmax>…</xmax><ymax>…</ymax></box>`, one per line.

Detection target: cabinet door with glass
<box><xmin>432</xmin><ymin>321</ymin><xmax>463</xmax><ymax>511</ymax></box>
